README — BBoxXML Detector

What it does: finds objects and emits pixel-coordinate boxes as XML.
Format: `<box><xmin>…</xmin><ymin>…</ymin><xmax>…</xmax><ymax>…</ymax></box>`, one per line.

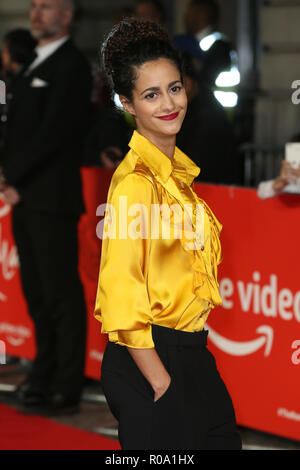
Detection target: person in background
<box><xmin>1</xmin><ymin>29</ymin><xmax>37</xmax><ymax>78</ymax></box>
<box><xmin>134</xmin><ymin>0</ymin><xmax>166</xmax><ymax>24</ymax></box>
<box><xmin>83</xmin><ymin>105</ymin><xmax>132</xmax><ymax>169</ymax></box>
<box><xmin>114</xmin><ymin>6</ymin><xmax>134</xmax><ymax>24</ymax></box>
<box><xmin>0</xmin><ymin>30</ymin><xmax>38</xmax><ymax>369</ymax></box>
<box><xmin>86</xmin><ymin>1</ymin><xmax>167</xmax><ymax>172</ymax></box>
<box><xmin>84</xmin><ymin>6</ymin><xmax>136</xmax><ymax>170</ymax></box>
<box><xmin>173</xmin><ymin>0</ymin><xmax>231</xmax><ymax>90</ymax></box>
<box><xmin>177</xmin><ymin>52</ymin><xmax>237</xmax><ymax>185</ymax></box>
<box><xmin>257</xmin><ymin>160</ymin><xmax>300</xmax><ymax>199</ymax></box>
<box><xmin>90</xmin><ymin>6</ymin><xmax>135</xmax><ymax>112</ymax></box>
<box><xmin>258</xmin><ymin>133</ymin><xmax>300</xmax><ymax>199</ymax></box>
<box><xmin>0</xmin><ymin>0</ymin><xmax>92</xmax><ymax>415</ymax></box>
<box><xmin>0</xmin><ymin>30</ymin><xmax>37</xmax><ymax>162</ymax></box>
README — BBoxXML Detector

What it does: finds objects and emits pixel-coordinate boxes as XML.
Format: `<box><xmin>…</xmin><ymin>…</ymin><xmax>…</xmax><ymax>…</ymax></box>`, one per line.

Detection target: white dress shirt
<box><xmin>257</xmin><ymin>180</ymin><xmax>278</xmax><ymax>199</ymax></box>
<box><xmin>25</xmin><ymin>35</ymin><xmax>70</xmax><ymax>75</ymax></box>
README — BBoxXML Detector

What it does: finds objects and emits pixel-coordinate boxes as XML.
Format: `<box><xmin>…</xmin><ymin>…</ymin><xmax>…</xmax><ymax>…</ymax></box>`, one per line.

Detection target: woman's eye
<box><xmin>171</xmin><ymin>86</ymin><xmax>182</xmax><ymax>93</ymax></box>
<box><xmin>145</xmin><ymin>93</ymin><xmax>157</xmax><ymax>100</ymax></box>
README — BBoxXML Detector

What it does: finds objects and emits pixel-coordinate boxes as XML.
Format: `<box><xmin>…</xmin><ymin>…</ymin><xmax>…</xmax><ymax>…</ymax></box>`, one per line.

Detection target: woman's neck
<box><xmin>137</xmin><ymin>128</ymin><xmax>176</xmax><ymax>161</ymax></box>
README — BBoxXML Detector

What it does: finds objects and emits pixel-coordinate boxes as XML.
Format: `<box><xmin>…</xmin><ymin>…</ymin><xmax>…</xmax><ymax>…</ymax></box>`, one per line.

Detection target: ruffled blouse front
<box><xmin>94</xmin><ymin>130</ymin><xmax>223</xmax><ymax>348</ymax></box>
<box><xmin>179</xmin><ymin>187</ymin><xmax>223</xmax><ymax>307</ymax></box>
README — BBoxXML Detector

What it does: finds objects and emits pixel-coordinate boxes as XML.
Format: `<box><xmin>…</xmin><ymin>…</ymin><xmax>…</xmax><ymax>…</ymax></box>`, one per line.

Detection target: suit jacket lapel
<box><xmin>24</xmin><ymin>39</ymin><xmax>72</xmax><ymax>78</ymax></box>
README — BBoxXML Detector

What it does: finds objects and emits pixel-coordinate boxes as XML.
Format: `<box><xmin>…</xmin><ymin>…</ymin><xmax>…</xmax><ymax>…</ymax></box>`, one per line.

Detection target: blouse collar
<box><xmin>128</xmin><ymin>130</ymin><xmax>201</xmax><ymax>186</ymax></box>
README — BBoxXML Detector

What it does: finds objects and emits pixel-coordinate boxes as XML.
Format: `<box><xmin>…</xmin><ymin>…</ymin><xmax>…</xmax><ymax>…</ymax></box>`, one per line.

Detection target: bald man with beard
<box><xmin>0</xmin><ymin>0</ymin><xmax>92</xmax><ymax>415</ymax></box>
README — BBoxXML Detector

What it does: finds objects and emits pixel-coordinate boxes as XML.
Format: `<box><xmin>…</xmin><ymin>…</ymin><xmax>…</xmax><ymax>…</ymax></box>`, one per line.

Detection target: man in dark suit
<box><xmin>0</xmin><ymin>0</ymin><xmax>92</xmax><ymax>415</ymax></box>
<box><xmin>0</xmin><ymin>29</ymin><xmax>37</xmax><ymax>167</ymax></box>
<box><xmin>173</xmin><ymin>0</ymin><xmax>232</xmax><ymax>90</ymax></box>
<box><xmin>177</xmin><ymin>52</ymin><xmax>238</xmax><ymax>185</ymax></box>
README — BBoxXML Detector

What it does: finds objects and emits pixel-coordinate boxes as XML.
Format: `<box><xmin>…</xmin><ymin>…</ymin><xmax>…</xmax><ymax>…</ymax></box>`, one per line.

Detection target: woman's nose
<box><xmin>161</xmin><ymin>93</ymin><xmax>176</xmax><ymax>113</ymax></box>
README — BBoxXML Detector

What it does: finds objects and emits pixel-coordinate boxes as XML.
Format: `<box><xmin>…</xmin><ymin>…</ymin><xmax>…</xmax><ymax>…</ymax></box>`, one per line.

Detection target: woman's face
<box><xmin>121</xmin><ymin>58</ymin><xmax>187</xmax><ymax>141</ymax></box>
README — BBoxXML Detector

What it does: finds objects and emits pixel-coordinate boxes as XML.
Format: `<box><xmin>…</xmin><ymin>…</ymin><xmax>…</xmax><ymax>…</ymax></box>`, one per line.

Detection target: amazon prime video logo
<box><xmin>291</xmin><ymin>340</ymin><xmax>300</xmax><ymax>365</ymax></box>
<box><xmin>0</xmin><ymin>340</ymin><xmax>6</xmax><ymax>365</ymax></box>
<box><xmin>0</xmin><ymin>81</ymin><xmax>6</xmax><ymax>105</ymax></box>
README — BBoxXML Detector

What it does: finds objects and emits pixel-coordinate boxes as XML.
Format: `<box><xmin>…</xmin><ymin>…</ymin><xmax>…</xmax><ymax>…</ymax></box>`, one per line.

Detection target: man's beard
<box><xmin>31</xmin><ymin>24</ymin><xmax>61</xmax><ymax>41</ymax></box>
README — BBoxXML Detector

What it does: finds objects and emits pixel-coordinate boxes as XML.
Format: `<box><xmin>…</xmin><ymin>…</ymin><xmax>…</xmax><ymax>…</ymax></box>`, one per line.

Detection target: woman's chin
<box><xmin>158</xmin><ymin>122</ymin><xmax>183</xmax><ymax>137</ymax></box>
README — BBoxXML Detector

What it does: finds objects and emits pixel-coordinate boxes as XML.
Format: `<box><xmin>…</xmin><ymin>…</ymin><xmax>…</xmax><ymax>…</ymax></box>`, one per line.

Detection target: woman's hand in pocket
<box><xmin>153</xmin><ymin>374</ymin><xmax>171</xmax><ymax>402</ymax></box>
<box><xmin>126</xmin><ymin>346</ymin><xmax>172</xmax><ymax>402</ymax></box>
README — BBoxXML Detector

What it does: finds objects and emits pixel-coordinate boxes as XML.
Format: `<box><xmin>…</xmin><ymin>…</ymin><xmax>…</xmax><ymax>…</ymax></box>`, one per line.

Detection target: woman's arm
<box><xmin>95</xmin><ymin>174</ymin><xmax>171</xmax><ymax>401</ymax></box>
<box><xmin>127</xmin><ymin>347</ymin><xmax>171</xmax><ymax>402</ymax></box>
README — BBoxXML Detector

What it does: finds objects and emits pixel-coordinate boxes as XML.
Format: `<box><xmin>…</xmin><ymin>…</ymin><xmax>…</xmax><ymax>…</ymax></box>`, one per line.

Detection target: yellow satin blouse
<box><xmin>94</xmin><ymin>130</ymin><xmax>223</xmax><ymax>349</ymax></box>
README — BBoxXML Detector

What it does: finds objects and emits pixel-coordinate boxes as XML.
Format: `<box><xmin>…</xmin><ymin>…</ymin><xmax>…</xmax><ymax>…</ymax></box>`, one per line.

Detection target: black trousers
<box><xmin>101</xmin><ymin>324</ymin><xmax>242</xmax><ymax>450</ymax></box>
<box><xmin>11</xmin><ymin>203</ymin><xmax>87</xmax><ymax>401</ymax></box>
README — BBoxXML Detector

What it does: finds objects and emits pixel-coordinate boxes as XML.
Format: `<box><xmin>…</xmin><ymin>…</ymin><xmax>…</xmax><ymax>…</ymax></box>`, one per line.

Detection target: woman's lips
<box><xmin>156</xmin><ymin>112</ymin><xmax>179</xmax><ymax>121</ymax></box>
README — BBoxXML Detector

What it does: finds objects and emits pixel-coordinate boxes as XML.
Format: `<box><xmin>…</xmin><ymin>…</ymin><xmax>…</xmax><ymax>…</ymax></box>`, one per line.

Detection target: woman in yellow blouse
<box><xmin>94</xmin><ymin>18</ymin><xmax>241</xmax><ymax>450</ymax></box>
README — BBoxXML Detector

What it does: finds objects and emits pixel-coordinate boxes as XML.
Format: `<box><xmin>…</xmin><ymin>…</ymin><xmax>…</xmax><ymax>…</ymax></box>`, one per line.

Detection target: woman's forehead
<box><xmin>134</xmin><ymin>59</ymin><xmax>181</xmax><ymax>86</ymax></box>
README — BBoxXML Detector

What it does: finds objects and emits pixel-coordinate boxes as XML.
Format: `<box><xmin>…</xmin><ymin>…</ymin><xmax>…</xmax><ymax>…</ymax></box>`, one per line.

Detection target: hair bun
<box><xmin>102</xmin><ymin>18</ymin><xmax>171</xmax><ymax>77</ymax></box>
<box><xmin>100</xmin><ymin>17</ymin><xmax>182</xmax><ymax>102</ymax></box>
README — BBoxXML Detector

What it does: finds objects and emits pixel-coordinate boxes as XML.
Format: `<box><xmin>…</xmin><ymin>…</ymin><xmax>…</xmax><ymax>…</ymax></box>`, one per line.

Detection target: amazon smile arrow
<box><xmin>206</xmin><ymin>324</ymin><xmax>274</xmax><ymax>357</ymax></box>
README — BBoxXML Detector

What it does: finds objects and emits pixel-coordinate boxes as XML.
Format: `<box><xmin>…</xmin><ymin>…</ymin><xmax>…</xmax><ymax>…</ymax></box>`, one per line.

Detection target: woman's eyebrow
<box><xmin>140</xmin><ymin>80</ymin><xmax>182</xmax><ymax>95</ymax></box>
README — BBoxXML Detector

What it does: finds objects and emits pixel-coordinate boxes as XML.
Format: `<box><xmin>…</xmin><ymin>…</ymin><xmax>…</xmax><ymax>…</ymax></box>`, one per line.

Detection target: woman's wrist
<box><xmin>126</xmin><ymin>346</ymin><xmax>170</xmax><ymax>392</ymax></box>
<box><xmin>151</xmin><ymin>371</ymin><xmax>171</xmax><ymax>393</ymax></box>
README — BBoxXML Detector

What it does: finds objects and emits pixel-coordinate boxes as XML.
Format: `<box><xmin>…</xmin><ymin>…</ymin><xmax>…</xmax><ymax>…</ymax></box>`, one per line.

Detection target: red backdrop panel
<box><xmin>0</xmin><ymin>169</ymin><xmax>300</xmax><ymax>441</ymax></box>
<box><xmin>197</xmin><ymin>184</ymin><xmax>300</xmax><ymax>442</ymax></box>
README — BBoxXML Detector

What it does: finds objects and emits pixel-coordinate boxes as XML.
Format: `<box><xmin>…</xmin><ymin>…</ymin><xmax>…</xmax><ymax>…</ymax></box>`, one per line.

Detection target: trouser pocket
<box><xmin>101</xmin><ymin>341</ymin><xmax>154</xmax><ymax>401</ymax></box>
<box><xmin>153</xmin><ymin>377</ymin><xmax>174</xmax><ymax>405</ymax></box>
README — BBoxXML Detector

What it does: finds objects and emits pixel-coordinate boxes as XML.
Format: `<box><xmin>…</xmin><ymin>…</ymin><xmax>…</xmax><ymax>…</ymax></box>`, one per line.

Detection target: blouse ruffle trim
<box><xmin>180</xmin><ymin>195</ymin><xmax>223</xmax><ymax>309</ymax></box>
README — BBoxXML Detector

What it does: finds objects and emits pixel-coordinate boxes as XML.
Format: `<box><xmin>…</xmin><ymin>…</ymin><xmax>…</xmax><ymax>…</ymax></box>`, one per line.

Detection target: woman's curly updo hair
<box><xmin>101</xmin><ymin>17</ymin><xmax>183</xmax><ymax>102</ymax></box>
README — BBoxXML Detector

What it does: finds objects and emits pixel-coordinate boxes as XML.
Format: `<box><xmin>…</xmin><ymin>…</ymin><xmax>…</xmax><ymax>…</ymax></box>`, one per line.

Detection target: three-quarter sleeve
<box><xmin>94</xmin><ymin>173</ymin><xmax>155</xmax><ymax>349</ymax></box>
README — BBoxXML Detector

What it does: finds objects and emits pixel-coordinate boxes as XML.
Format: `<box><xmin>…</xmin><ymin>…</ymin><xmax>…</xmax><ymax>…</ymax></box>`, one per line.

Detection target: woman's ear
<box><xmin>119</xmin><ymin>95</ymin><xmax>136</xmax><ymax>116</ymax></box>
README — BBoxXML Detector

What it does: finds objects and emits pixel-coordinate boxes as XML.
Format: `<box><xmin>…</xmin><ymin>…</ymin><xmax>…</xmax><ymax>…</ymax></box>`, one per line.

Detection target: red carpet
<box><xmin>0</xmin><ymin>404</ymin><xmax>121</xmax><ymax>450</ymax></box>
